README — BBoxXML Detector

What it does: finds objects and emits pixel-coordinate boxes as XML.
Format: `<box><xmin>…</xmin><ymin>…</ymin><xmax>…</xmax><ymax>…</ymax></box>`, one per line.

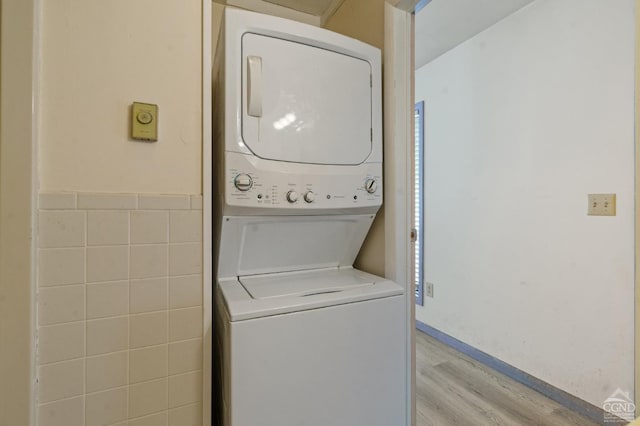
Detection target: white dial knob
<box><xmin>304</xmin><ymin>191</ymin><xmax>315</xmax><ymax>203</ymax></box>
<box><xmin>286</xmin><ymin>190</ymin><xmax>299</xmax><ymax>203</ymax></box>
<box><xmin>234</xmin><ymin>174</ymin><xmax>253</xmax><ymax>191</ymax></box>
<box><xmin>365</xmin><ymin>178</ymin><xmax>377</xmax><ymax>194</ymax></box>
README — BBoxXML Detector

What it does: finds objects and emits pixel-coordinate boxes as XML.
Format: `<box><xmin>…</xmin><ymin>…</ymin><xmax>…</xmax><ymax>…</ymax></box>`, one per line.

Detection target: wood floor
<box><xmin>415</xmin><ymin>331</ymin><xmax>600</xmax><ymax>426</ymax></box>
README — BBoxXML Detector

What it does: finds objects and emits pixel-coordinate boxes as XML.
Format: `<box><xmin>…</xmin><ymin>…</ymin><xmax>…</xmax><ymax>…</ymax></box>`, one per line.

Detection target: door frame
<box><xmin>635</xmin><ymin>0</ymin><xmax>639</xmax><ymax>409</ymax></box>
<box><xmin>383</xmin><ymin>1</ymin><xmax>418</xmax><ymax>424</ymax></box>
<box><xmin>0</xmin><ymin>0</ymin><xmax>39</xmax><ymax>424</ymax></box>
<box><xmin>202</xmin><ymin>2</ymin><xmax>213</xmax><ymax>426</ymax></box>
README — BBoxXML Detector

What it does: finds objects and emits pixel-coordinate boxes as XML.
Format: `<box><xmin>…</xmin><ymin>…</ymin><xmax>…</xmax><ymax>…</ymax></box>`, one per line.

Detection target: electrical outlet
<box><xmin>588</xmin><ymin>193</ymin><xmax>616</xmax><ymax>216</ymax></box>
<box><xmin>425</xmin><ymin>282</ymin><xmax>434</xmax><ymax>298</ymax></box>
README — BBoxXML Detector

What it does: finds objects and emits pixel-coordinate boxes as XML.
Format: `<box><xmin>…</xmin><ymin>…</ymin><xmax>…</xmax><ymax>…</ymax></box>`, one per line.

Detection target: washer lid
<box><xmin>239</xmin><ymin>268</ymin><xmax>375</xmax><ymax>299</ymax></box>
<box><xmin>219</xmin><ymin>267</ymin><xmax>404</xmax><ymax>321</ymax></box>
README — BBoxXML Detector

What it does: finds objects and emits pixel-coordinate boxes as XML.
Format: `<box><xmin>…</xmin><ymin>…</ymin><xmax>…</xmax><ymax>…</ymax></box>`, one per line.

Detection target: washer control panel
<box><xmin>225</xmin><ymin>153</ymin><xmax>382</xmax><ymax>211</ymax></box>
<box><xmin>234</xmin><ymin>174</ymin><xmax>253</xmax><ymax>191</ymax></box>
<box><xmin>286</xmin><ymin>190</ymin><xmax>299</xmax><ymax>203</ymax></box>
<box><xmin>303</xmin><ymin>191</ymin><xmax>315</xmax><ymax>203</ymax></box>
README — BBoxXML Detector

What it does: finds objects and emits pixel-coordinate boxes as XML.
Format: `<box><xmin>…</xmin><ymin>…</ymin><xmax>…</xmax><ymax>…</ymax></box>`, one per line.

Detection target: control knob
<box><xmin>304</xmin><ymin>191</ymin><xmax>315</xmax><ymax>203</ymax></box>
<box><xmin>364</xmin><ymin>178</ymin><xmax>377</xmax><ymax>194</ymax></box>
<box><xmin>286</xmin><ymin>190</ymin><xmax>299</xmax><ymax>203</ymax></box>
<box><xmin>234</xmin><ymin>174</ymin><xmax>253</xmax><ymax>191</ymax></box>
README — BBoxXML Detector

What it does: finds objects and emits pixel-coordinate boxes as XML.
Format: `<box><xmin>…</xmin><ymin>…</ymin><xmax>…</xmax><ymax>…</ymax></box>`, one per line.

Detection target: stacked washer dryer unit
<box><xmin>213</xmin><ymin>8</ymin><xmax>406</xmax><ymax>426</ymax></box>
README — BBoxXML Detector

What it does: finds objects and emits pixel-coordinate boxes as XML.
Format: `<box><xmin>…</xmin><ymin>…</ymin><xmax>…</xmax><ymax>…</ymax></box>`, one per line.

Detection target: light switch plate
<box><xmin>131</xmin><ymin>102</ymin><xmax>158</xmax><ymax>141</ymax></box>
<box><xmin>588</xmin><ymin>193</ymin><xmax>616</xmax><ymax>216</ymax></box>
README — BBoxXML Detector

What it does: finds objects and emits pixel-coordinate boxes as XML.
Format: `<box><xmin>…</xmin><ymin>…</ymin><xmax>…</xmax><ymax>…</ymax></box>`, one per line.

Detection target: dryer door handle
<box><xmin>247</xmin><ymin>55</ymin><xmax>263</xmax><ymax>118</ymax></box>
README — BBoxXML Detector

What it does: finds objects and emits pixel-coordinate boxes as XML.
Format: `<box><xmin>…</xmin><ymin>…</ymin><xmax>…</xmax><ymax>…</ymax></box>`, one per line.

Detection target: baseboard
<box><xmin>415</xmin><ymin>321</ymin><xmax>609</xmax><ymax>424</ymax></box>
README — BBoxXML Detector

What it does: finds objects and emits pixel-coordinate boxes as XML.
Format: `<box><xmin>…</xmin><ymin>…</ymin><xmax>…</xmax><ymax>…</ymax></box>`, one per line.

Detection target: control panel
<box><xmin>224</xmin><ymin>152</ymin><xmax>382</xmax><ymax>211</ymax></box>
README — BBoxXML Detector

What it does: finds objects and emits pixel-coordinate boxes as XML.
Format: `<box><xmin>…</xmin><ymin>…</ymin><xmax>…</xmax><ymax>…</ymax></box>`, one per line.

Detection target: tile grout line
<box><xmin>127</xmin><ymin>203</ymin><xmax>133</xmax><ymax>422</ymax></box>
<box><xmin>83</xmin><ymin>202</ymin><xmax>88</xmax><ymax>425</ymax></box>
<box><xmin>166</xmin><ymin>206</ymin><xmax>171</xmax><ymax>417</ymax></box>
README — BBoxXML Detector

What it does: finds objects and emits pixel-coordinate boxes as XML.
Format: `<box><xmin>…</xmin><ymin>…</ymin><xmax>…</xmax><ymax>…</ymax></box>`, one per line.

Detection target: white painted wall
<box><xmin>415</xmin><ymin>0</ymin><xmax>634</xmax><ymax>407</ymax></box>
<box><xmin>39</xmin><ymin>0</ymin><xmax>202</xmax><ymax>194</ymax></box>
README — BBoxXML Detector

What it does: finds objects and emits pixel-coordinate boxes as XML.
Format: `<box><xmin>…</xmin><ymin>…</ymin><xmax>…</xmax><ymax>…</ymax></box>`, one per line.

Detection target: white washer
<box><xmin>216</xmin><ymin>266</ymin><xmax>404</xmax><ymax>426</ymax></box>
<box><xmin>213</xmin><ymin>8</ymin><xmax>406</xmax><ymax>426</ymax></box>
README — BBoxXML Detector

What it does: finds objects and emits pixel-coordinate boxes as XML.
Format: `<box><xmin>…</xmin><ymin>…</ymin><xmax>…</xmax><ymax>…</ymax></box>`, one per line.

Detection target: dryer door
<box><xmin>241</xmin><ymin>33</ymin><xmax>372</xmax><ymax>165</ymax></box>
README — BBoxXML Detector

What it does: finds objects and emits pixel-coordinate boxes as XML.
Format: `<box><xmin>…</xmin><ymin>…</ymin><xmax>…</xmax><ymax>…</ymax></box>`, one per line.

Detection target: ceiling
<box><xmin>415</xmin><ymin>0</ymin><xmax>535</xmax><ymax>69</ymax></box>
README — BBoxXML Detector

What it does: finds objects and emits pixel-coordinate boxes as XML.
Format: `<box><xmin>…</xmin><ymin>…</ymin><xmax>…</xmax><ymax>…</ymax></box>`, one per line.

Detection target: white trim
<box><xmin>0</xmin><ymin>0</ymin><xmax>39</xmax><ymax>423</ymax></box>
<box><xmin>202</xmin><ymin>0</ymin><xmax>213</xmax><ymax>424</ymax></box>
<box><xmin>384</xmin><ymin>2</ymin><xmax>415</xmax><ymax>425</ymax></box>
<box><xmin>31</xmin><ymin>0</ymin><xmax>42</xmax><ymax>424</ymax></box>
<box><xmin>635</xmin><ymin>0</ymin><xmax>639</xmax><ymax>409</ymax></box>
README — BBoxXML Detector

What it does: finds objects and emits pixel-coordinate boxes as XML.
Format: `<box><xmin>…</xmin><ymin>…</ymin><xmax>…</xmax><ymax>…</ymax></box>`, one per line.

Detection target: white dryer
<box><xmin>213</xmin><ymin>8</ymin><xmax>406</xmax><ymax>426</ymax></box>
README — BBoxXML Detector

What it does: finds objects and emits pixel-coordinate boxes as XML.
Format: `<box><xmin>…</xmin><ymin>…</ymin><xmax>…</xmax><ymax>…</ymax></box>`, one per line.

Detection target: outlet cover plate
<box><xmin>425</xmin><ymin>282</ymin><xmax>434</xmax><ymax>298</ymax></box>
<box><xmin>588</xmin><ymin>193</ymin><xmax>616</xmax><ymax>216</ymax></box>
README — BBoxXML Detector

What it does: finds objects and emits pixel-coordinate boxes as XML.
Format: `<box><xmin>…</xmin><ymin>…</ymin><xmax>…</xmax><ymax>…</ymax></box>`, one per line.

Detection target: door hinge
<box><xmin>410</xmin><ymin>228</ymin><xmax>417</xmax><ymax>243</ymax></box>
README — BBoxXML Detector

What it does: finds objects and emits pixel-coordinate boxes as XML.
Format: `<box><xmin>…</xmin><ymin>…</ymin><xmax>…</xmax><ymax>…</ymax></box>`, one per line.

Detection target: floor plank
<box><xmin>416</xmin><ymin>330</ymin><xmax>600</xmax><ymax>426</ymax></box>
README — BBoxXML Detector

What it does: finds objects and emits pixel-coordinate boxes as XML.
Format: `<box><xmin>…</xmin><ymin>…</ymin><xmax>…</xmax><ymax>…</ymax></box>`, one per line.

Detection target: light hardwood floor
<box><xmin>416</xmin><ymin>331</ymin><xmax>600</xmax><ymax>426</ymax></box>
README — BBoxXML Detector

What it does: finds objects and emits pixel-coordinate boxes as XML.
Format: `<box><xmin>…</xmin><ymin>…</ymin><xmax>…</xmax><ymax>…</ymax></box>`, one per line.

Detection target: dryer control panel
<box><xmin>224</xmin><ymin>152</ymin><xmax>382</xmax><ymax>213</ymax></box>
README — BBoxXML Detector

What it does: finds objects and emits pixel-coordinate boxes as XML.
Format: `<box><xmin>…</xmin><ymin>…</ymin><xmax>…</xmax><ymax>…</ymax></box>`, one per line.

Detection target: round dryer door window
<box><xmin>241</xmin><ymin>33</ymin><xmax>373</xmax><ymax>165</ymax></box>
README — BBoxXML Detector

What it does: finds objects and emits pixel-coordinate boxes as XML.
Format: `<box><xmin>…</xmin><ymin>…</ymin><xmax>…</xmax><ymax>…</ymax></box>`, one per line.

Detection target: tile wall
<box><xmin>36</xmin><ymin>192</ymin><xmax>203</xmax><ymax>426</ymax></box>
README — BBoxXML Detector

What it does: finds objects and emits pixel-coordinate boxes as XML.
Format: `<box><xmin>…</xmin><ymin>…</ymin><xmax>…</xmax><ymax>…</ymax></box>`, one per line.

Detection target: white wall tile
<box><xmin>38</xmin><ymin>359</ymin><xmax>85</xmax><ymax>403</ymax></box>
<box><xmin>169</xmin><ymin>403</ymin><xmax>201</xmax><ymax>426</ymax></box>
<box><xmin>38</xmin><ymin>285</ymin><xmax>85</xmax><ymax>325</ymax></box>
<box><xmin>86</xmin><ymin>316</ymin><xmax>128</xmax><ymax>356</ymax></box>
<box><xmin>38</xmin><ymin>322</ymin><xmax>84</xmax><ymax>364</ymax></box>
<box><xmin>39</xmin><ymin>193</ymin><xmax>76</xmax><ymax>210</ymax></box>
<box><xmin>138</xmin><ymin>195</ymin><xmax>189</xmax><ymax>210</ymax></box>
<box><xmin>130</xmin><ymin>312</ymin><xmax>167</xmax><ymax>349</ymax></box>
<box><xmin>39</xmin><ymin>211</ymin><xmax>85</xmax><ymax>248</ymax></box>
<box><xmin>169</xmin><ymin>371</ymin><xmax>201</xmax><ymax>409</ymax></box>
<box><xmin>130</xmin><ymin>412</ymin><xmax>168</xmax><ymax>426</ymax></box>
<box><xmin>168</xmin><ymin>339</ymin><xmax>202</xmax><ymax>376</ymax></box>
<box><xmin>190</xmin><ymin>195</ymin><xmax>202</xmax><ymax>210</ymax></box>
<box><xmin>87</xmin><ymin>246</ymin><xmax>129</xmax><ymax>282</ymax></box>
<box><xmin>78</xmin><ymin>193</ymin><xmax>137</xmax><ymax>210</ymax></box>
<box><xmin>130</xmin><ymin>345</ymin><xmax>168</xmax><ymax>384</ymax></box>
<box><xmin>169</xmin><ymin>307</ymin><xmax>202</xmax><ymax>342</ymax></box>
<box><xmin>85</xmin><ymin>387</ymin><xmax>128</xmax><ymax>426</ymax></box>
<box><xmin>169</xmin><ymin>275</ymin><xmax>201</xmax><ymax>309</ymax></box>
<box><xmin>38</xmin><ymin>248</ymin><xmax>85</xmax><ymax>287</ymax></box>
<box><xmin>86</xmin><ymin>281</ymin><xmax>129</xmax><ymax>319</ymax></box>
<box><xmin>36</xmin><ymin>192</ymin><xmax>204</xmax><ymax>424</ymax></box>
<box><xmin>86</xmin><ymin>351</ymin><xmax>128</xmax><ymax>393</ymax></box>
<box><xmin>130</xmin><ymin>245</ymin><xmax>168</xmax><ymax>279</ymax></box>
<box><xmin>87</xmin><ymin>211</ymin><xmax>129</xmax><ymax>245</ymax></box>
<box><xmin>129</xmin><ymin>378</ymin><xmax>168</xmax><ymax>418</ymax></box>
<box><xmin>131</xmin><ymin>211</ymin><xmax>168</xmax><ymax>244</ymax></box>
<box><xmin>170</xmin><ymin>211</ymin><xmax>201</xmax><ymax>243</ymax></box>
<box><xmin>38</xmin><ymin>396</ymin><xmax>84</xmax><ymax>426</ymax></box>
<box><xmin>130</xmin><ymin>278</ymin><xmax>167</xmax><ymax>314</ymax></box>
<box><xmin>169</xmin><ymin>243</ymin><xmax>201</xmax><ymax>276</ymax></box>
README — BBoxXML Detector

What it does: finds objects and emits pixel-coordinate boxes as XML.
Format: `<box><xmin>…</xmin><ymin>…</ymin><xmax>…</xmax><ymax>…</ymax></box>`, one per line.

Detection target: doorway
<box><xmin>412</xmin><ymin>0</ymin><xmax>636</xmax><ymax>424</ymax></box>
